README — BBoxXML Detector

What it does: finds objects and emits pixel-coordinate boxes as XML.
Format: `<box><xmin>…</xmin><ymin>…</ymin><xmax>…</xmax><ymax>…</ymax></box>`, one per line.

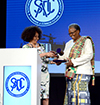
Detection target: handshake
<box><xmin>46</xmin><ymin>48</ymin><xmax>63</xmax><ymax>58</ymax></box>
<box><xmin>50</xmin><ymin>48</ymin><xmax>64</xmax><ymax>57</ymax></box>
<box><xmin>47</xmin><ymin>48</ymin><xmax>69</xmax><ymax>65</ymax></box>
<box><xmin>46</xmin><ymin>51</ymin><xmax>58</xmax><ymax>58</ymax></box>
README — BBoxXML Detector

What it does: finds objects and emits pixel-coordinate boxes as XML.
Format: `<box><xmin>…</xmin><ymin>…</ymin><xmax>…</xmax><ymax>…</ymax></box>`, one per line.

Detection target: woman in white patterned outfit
<box><xmin>21</xmin><ymin>26</ymin><xmax>55</xmax><ymax>105</ymax></box>
<box><xmin>55</xmin><ymin>23</ymin><xmax>95</xmax><ymax>105</ymax></box>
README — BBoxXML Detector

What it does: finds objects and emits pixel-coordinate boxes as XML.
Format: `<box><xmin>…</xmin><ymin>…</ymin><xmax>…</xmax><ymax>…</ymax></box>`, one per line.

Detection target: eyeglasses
<box><xmin>68</xmin><ymin>30</ymin><xmax>77</xmax><ymax>35</ymax></box>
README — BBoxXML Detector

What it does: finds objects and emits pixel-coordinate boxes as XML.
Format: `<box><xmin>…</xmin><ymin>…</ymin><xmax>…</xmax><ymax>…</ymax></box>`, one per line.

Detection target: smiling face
<box><xmin>31</xmin><ymin>32</ymin><xmax>39</xmax><ymax>44</ymax></box>
<box><xmin>68</xmin><ymin>27</ymin><xmax>81</xmax><ymax>42</ymax></box>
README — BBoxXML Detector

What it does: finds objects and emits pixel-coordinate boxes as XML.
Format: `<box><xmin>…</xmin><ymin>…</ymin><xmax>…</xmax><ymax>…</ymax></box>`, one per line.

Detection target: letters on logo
<box><xmin>5</xmin><ymin>71</ymin><xmax>30</xmax><ymax>97</ymax></box>
<box><xmin>25</xmin><ymin>0</ymin><xmax>64</xmax><ymax>26</ymax></box>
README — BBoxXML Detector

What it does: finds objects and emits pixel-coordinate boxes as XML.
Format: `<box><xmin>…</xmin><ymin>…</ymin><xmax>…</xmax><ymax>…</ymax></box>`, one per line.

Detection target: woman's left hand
<box><xmin>50</xmin><ymin>61</ymin><xmax>56</xmax><ymax>64</ymax></box>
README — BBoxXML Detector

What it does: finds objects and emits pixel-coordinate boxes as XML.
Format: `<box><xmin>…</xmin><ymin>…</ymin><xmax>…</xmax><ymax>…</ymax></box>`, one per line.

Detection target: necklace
<box><xmin>29</xmin><ymin>43</ymin><xmax>38</xmax><ymax>48</ymax></box>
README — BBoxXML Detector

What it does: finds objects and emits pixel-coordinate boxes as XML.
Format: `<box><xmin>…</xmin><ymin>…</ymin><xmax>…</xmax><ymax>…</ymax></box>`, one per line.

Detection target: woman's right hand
<box><xmin>49</xmin><ymin>51</ymin><xmax>59</xmax><ymax>58</ymax></box>
<box><xmin>40</xmin><ymin>52</ymin><xmax>55</xmax><ymax>58</ymax></box>
<box><xmin>46</xmin><ymin>52</ymin><xmax>55</xmax><ymax>57</ymax></box>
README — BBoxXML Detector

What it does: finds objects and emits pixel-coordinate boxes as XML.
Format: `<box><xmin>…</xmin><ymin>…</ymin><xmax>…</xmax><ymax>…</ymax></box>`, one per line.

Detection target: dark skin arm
<box><xmin>65</xmin><ymin>58</ymin><xmax>73</xmax><ymax>67</ymax></box>
<box><xmin>55</xmin><ymin>61</ymin><xmax>62</xmax><ymax>65</ymax></box>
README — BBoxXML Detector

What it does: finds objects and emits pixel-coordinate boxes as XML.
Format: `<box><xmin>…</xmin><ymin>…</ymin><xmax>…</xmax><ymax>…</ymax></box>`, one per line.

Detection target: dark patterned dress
<box><xmin>22</xmin><ymin>43</ymin><xmax>51</xmax><ymax>99</ymax></box>
<box><xmin>64</xmin><ymin>74</ymin><xmax>91</xmax><ymax>105</ymax></box>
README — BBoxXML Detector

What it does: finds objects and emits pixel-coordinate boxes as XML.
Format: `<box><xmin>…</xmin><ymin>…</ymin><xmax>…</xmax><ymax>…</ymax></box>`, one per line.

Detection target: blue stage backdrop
<box><xmin>6</xmin><ymin>0</ymin><xmax>100</xmax><ymax>73</ymax></box>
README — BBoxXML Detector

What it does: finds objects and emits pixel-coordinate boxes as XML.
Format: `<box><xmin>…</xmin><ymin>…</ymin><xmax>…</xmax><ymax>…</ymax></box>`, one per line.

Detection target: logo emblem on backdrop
<box><xmin>25</xmin><ymin>0</ymin><xmax>64</xmax><ymax>27</ymax></box>
<box><xmin>5</xmin><ymin>71</ymin><xmax>30</xmax><ymax>97</ymax></box>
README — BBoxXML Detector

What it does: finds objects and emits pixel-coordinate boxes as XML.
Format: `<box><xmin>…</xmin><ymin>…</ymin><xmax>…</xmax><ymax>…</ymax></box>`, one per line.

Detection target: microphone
<box><xmin>56</xmin><ymin>48</ymin><xmax>69</xmax><ymax>63</ymax></box>
<box><xmin>56</xmin><ymin>48</ymin><xmax>64</xmax><ymax>56</ymax></box>
<box><xmin>51</xmin><ymin>48</ymin><xmax>69</xmax><ymax>63</ymax></box>
<box><xmin>50</xmin><ymin>48</ymin><xmax>64</xmax><ymax>58</ymax></box>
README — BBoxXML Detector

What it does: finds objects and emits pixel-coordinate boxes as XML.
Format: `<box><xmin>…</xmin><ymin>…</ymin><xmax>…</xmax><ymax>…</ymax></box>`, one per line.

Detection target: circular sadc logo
<box><xmin>25</xmin><ymin>0</ymin><xmax>64</xmax><ymax>27</ymax></box>
<box><xmin>5</xmin><ymin>71</ymin><xmax>30</xmax><ymax>97</ymax></box>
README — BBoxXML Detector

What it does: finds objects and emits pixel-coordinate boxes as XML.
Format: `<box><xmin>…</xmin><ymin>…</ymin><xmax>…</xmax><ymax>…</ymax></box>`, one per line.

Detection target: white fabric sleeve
<box><xmin>58</xmin><ymin>40</ymin><xmax>74</xmax><ymax>60</ymax></box>
<box><xmin>71</xmin><ymin>38</ymin><xmax>93</xmax><ymax>66</ymax></box>
<box><xmin>58</xmin><ymin>42</ymin><xmax>69</xmax><ymax>60</ymax></box>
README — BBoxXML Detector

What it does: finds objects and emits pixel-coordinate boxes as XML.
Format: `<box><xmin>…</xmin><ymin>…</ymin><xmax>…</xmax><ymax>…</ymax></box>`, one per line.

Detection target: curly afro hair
<box><xmin>21</xmin><ymin>26</ymin><xmax>42</xmax><ymax>42</ymax></box>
